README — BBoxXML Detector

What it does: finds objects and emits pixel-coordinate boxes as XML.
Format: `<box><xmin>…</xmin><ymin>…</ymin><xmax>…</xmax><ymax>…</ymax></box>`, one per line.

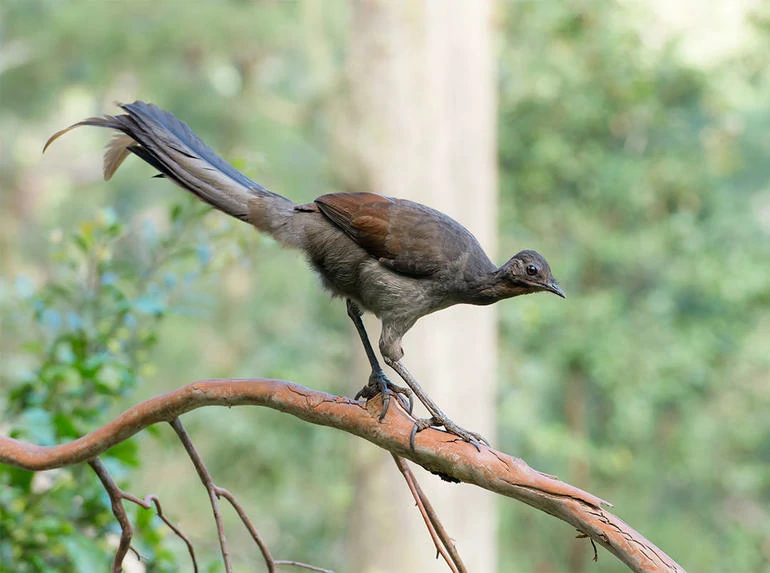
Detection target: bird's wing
<box><xmin>314</xmin><ymin>192</ymin><xmax>472</xmax><ymax>277</ymax></box>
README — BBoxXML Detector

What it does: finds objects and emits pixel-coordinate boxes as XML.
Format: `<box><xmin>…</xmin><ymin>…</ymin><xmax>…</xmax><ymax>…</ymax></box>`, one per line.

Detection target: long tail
<box><xmin>44</xmin><ymin>101</ymin><xmax>294</xmax><ymax>227</ymax></box>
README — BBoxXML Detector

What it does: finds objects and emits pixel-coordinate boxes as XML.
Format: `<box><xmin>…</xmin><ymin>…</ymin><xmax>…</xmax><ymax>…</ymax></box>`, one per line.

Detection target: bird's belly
<box><xmin>301</xmin><ymin>224</ymin><xmax>451</xmax><ymax>318</ymax></box>
<box><xmin>355</xmin><ymin>261</ymin><xmax>450</xmax><ymax>318</ymax></box>
<box><xmin>312</xmin><ymin>258</ymin><xmax>441</xmax><ymax>314</ymax></box>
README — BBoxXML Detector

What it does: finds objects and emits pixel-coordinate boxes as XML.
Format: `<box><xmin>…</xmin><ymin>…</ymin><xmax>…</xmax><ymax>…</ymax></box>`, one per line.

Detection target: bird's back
<box><xmin>294</xmin><ymin>192</ymin><xmax>496</xmax><ymax>318</ymax></box>
<box><xmin>314</xmin><ymin>193</ymin><xmax>494</xmax><ymax>277</ymax></box>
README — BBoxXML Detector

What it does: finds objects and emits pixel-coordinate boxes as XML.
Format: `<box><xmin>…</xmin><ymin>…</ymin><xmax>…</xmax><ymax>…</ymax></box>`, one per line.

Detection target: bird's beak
<box><xmin>544</xmin><ymin>281</ymin><xmax>566</xmax><ymax>298</ymax></box>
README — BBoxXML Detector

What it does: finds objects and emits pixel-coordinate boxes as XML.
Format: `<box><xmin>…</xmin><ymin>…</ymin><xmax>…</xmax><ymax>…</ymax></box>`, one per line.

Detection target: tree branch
<box><xmin>392</xmin><ymin>454</ymin><xmax>465</xmax><ymax>572</ymax></box>
<box><xmin>170</xmin><ymin>417</ymin><xmax>335</xmax><ymax>573</ymax></box>
<box><xmin>169</xmin><ymin>417</ymin><xmax>233</xmax><ymax>572</ymax></box>
<box><xmin>88</xmin><ymin>457</ymin><xmax>200</xmax><ymax>572</ymax></box>
<box><xmin>119</xmin><ymin>492</ymin><xmax>198</xmax><ymax>571</ymax></box>
<box><xmin>0</xmin><ymin>378</ymin><xmax>685</xmax><ymax>572</ymax></box>
<box><xmin>88</xmin><ymin>458</ymin><xmax>134</xmax><ymax>573</ymax></box>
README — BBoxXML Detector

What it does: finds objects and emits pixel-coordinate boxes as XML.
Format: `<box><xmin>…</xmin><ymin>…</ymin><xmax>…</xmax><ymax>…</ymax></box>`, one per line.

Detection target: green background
<box><xmin>1</xmin><ymin>1</ymin><xmax>769</xmax><ymax>571</ymax></box>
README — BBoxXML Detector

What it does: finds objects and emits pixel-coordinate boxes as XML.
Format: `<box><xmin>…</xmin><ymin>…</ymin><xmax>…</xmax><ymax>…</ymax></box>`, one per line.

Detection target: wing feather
<box><xmin>315</xmin><ymin>192</ymin><xmax>473</xmax><ymax>277</ymax></box>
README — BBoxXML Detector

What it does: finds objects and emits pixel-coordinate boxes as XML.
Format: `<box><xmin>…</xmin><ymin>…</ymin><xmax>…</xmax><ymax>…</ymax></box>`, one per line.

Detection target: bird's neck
<box><xmin>460</xmin><ymin>268</ymin><xmax>531</xmax><ymax>306</ymax></box>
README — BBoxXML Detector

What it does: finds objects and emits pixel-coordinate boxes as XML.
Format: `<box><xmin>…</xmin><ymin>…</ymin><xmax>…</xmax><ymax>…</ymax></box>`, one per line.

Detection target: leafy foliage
<box><xmin>0</xmin><ymin>201</ymin><xmax>222</xmax><ymax>571</ymax></box>
<box><xmin>496</xmin><ymin>1</ymin><xmax>770</xmax><ymax>571</ymax></box>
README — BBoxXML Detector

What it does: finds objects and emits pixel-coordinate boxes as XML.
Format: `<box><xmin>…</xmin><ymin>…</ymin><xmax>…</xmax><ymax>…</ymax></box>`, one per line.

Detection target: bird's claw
<box><xmin>355</xmin><ymin>370</ymin><xmax>413</xmax><ymax>420</ymax></box>
<box><xmin>409</xmin><ymin>416</ymin><xmax>489</xmax><ymax>452</ymax></box>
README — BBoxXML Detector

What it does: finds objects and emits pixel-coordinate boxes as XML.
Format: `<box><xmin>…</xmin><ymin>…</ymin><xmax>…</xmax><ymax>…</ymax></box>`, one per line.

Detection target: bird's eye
<box><xmin>526</xmin><ymin>264</ymin><xmax>538</xmax><ymax>276</ymax></box>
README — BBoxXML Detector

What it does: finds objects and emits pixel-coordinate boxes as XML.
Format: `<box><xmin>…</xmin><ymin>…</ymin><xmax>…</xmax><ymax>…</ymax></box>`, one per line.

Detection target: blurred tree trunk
<box><xmin>335</xmin><ymin>1</ymin><xmax>498</xmax><ymax>571</ymax></box>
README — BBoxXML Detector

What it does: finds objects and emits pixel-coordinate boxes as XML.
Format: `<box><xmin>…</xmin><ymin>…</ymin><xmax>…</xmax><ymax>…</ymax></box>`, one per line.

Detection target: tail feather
<box><xmin>44</xmin><ymin>101</ymin><xmax>289</xmax><ymax>223</ymax></box>
<box><xmin>104</xmin><ymin>133</ymin><xmax>136</xmax><ymax>180</ymax></box>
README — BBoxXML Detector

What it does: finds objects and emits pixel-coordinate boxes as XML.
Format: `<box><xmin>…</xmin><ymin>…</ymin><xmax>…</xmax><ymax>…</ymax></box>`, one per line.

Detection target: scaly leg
<box><xmin>346</xmin><ymin>299</ymin><xmax>413</xmax><ymax>419</ymax></box>
<box><xmin>384</xmin><ymin>357</ymin><xmax>489</xmax><ymax>451</ymax></box>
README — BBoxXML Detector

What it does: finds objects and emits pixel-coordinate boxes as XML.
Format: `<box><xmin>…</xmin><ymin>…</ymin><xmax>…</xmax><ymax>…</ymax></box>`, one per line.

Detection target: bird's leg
<box><xmin>346</xmin><ymin>299</ymin><xmax>413</xmax><ymax>419</ymax></box>
<box><xmin>383</xmin><ymin>357</ymin><xmax>489</xmax><ymax>451</ymax></box>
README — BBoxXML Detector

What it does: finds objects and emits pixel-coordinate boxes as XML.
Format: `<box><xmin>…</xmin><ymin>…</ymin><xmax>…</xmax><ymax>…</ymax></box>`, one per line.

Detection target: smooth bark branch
<box><xmin>0</xmin><ymin>378</ymin><xmax>684</xmax><ymax>572</ymax></box>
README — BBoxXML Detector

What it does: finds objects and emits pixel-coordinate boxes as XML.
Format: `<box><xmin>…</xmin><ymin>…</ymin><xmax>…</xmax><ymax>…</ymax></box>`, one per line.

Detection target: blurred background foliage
<box><xmin>1</xmin><ymin>0</ymin><xmax>769</xmax><ymax>571</ymax></box>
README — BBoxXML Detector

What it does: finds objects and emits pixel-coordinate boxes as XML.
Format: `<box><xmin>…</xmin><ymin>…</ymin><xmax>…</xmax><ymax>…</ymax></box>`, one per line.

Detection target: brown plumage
<box><xmin>45</xmin><ymin>101</ymin><xmax>564</xmax><ymax>448</ymax></box>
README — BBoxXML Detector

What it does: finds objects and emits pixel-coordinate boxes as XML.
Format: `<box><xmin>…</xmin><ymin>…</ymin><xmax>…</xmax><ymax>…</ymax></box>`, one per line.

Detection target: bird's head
<box><xmin>500</xmin><ymin>250</ymin><xmax>565</xmax><ymax>298</ymax></box>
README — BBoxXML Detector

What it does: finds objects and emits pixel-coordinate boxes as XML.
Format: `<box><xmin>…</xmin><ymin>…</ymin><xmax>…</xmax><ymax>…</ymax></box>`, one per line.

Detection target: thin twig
<box><xmin>274</xmin><ymin>560</ymin><xmax>335</xmax><ymax>572</ymax></box>
<box><xmin>214</xmin><ymin>486</ymin><xmax>275</xmax><ymax>571</ymax></box>
<box><xmin>577</xmin><ymin>531</ymin><xmax>599</xmax><ymax>562</ymax></box>
<box><xmin>400</xmin><ymin>460</ymin><xmax>465</xmax><ymax>569</ymax></box>
<box><xmin>393</xmin><ymin>454</ymin><xmax>457</xmax><ymax>570</ymax></box>
<box><xmin>169</xmin><ymin>417</ymin><xmax>233</xmax><ymax>573</ymax></box>
<box><xmin>88</xmin><ymin>458</ymin><xmax>133</xmax><ymax>573</ymax></box>
<box><xmin>392</xmin><ymin>454</ymin><xmax>466</xmax><ymax>573</ymax></box>
<box><xmin>121</xmin><ymin>492</ymin><xmax>198</xmax><ymax>572</ymax></box>
<box><xmin>129</xmin><ymin>545</ymin><xmax>142</xmax><ymax>561</ymax></box>
<box><xmin>89</xmin><ymin>457</ymin><xmax>199</xmax><ymax>571</ymax></box>
<box><xmin>168</xmin><ymin>428</ymin><xmax>331</xmax><ymax>573</ymax></box>
<box><xmin>90</xmin><ymin>429</ymin><xmax>326</xmax><ymax>572</ymax></box>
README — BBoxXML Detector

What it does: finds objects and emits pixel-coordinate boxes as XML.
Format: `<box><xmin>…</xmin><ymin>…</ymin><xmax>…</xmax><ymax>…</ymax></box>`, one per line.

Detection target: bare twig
<box><xmin>128</xmin><ymin>545</ymin><xmax>142</xmax><ymax>561</ymax></box>
<box><xmin>89</xmin><ymin>457</ymin><xmax>199</xmax><ymax>572</ymax></box>
<box><xmin>214</xmin><ymin>486</ymin><xmax>275</xmax><ymax>569</ymax></box>
<box><xmin>391</xmin><ymin>454</ymin><xmax>465</xmax><ymax>572</ymax></box>
<box><xmin>169</xmin><ymin>418</ymin><xmax>233</xmax><ymax>573</ymax></box>
<box><xmin>169</xmin><ymin>422</ymin><xmax>330</xmax><ymax>573</ymax></box>
<box><xmin>120</xmin><ymin>492</ymin><xmax>198</xmax><ymax>572</ymax></box>
<box><xmin>0</xmin><ymin>378</ymin><xmax>685</xmax><ymax>573</ymax></box>
<box><xmin>577</xmin><ymin>530</ymin><xmax>599</xmax><ymax>562</ymax></box>
<box><xmin>274</xmin><ymin>560</ymin><xmax>335</xmax><ymax>572</ymax></box>
<box><xmin>88</xmin><ymin>458</ymin><xmax>134</xmax><ymax>573</ymax></box>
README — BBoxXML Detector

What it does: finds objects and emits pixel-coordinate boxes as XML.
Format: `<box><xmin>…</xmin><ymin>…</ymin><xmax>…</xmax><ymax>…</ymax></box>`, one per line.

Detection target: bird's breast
<box><xmin>299</xmin><ymin>214</ymin><xmax>455</xmax><ymax>320</ymax></box>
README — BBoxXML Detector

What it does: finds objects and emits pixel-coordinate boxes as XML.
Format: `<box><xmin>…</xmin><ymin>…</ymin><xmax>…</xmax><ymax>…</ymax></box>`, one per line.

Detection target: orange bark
<box><xmin>0</xmin><ymin>378</ymin><xmax>684</xmax><ymax>572</ymax></box>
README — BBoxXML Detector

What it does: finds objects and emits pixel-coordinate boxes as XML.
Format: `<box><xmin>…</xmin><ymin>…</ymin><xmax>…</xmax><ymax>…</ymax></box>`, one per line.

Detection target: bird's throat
<box><xmin>461</xmin><ymin>271</ymin><xmax>532</xmax><ymax>306</ymax></box>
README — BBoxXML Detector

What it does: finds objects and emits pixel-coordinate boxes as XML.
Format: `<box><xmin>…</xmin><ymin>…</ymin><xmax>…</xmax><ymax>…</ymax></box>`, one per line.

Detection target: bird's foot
<box><xmin>355</xmin><ymin>370</ymin><xmax>414</xmax><ymax>420</ymax></box>
<box><xmin>409</xmin><ymin>416</ymin><xmax>490</xmax><ymax>452</ymax></box>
